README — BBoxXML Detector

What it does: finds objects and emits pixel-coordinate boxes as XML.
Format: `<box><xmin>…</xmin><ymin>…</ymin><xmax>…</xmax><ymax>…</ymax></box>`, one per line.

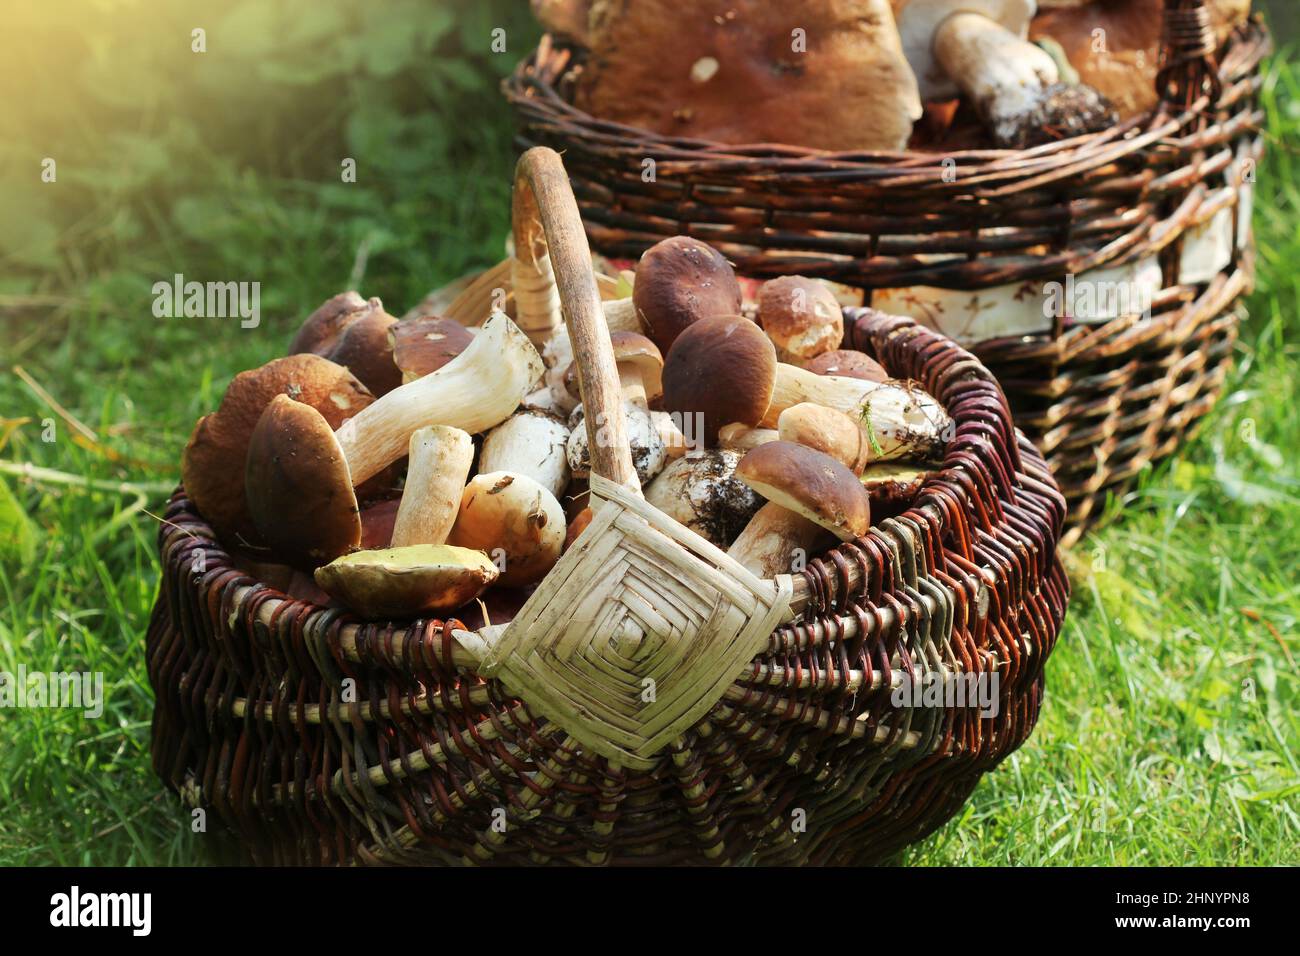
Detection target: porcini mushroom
<box><xmin>315</xmin><ymin>545</ymin><xmax>499</xmax><ymax>620</ymax></box>
<box><xmin>390</xmin><ymin>425</ymin><xmax>474</xmax><ymax>548</ymax></box>
<box><xmin>727</xmin><ymin>441</ymin><xmax>872</xmax><ymax>578</ymax></box>
<box><xmin>326</xmin><ymin>299</ymin><xmax>402</xmax><ymax>397</ymax></box>
<box><xmin>390</xmin><ymin>315</ymin><xmax>475</xmax><ymax>383</ymax></box>
<box><xmin>479</xmin><ymin>408</ymin><xmax>572</xmax><ymax>499</ymax></box>
<box><xmin>778</xmin><ymin>403</ymin><xmax>877</xmax><ymax>474</ymax></box>
<box><xmin>609</xmin><ymin>330</ymin><xmax>663</xmax><ymax>411</ymax></box>
<box><xmin>717</xmin><ymin>422</ymin><xmax>779</xmax><ymax>454</ymax></box>
<box><xmin>244</xmin><ymin>395</ymin><xmax>362</xmax><ymax>569</ymax></box>
<box><xmin>576</xmin><ymin>0</ymin><xmax>922</xmax><ymax>152</ymax></box>
<box><xmin>894</xmin><ymin>0</ymin><xmax>1115</xmax><ymax>147</ymax></box>
<box><xmin>760</xmin><ymin>363</ymin><xmax>952</xmax><ymax>463</ymax></box>
<box><xmin>287</xmin><ymin>291</ymin><xmax>369</xmax><ymax>356</ymax></box>
<box><xmin>802</xmin><ymin>349</ymin><xmax>888</xmax><ymax>382</ymax></box>
<box><xmin>244</xmin><ymin>314</ymin><xmax>543</xmax><ymax>563</ymax></box>
<box><xmin>644</xmin><ymin>449</ymin><xmax>763</xmax><ymax>548</ymax></box>
<box><xmin>758</xmin><ymin>276</ymin><xmax>844</xmax><ymax>363</ymax></box>
<box><xmin>448</xmin><ymin>472</ymin><xmax>566</xmax><ymax>588</ymax></box>
<box><xmin>632</xmin><ymin>237</ymin><xmax>743</xmax><ymax>353</ymax></box>
<box><xmin>335</xmin><ymin>312</ymin><xmax>543</xmax><ymax>485</ymax></box>
<box><xmin>182</xmin><ymin>353</ymin><xmax>373</xmax><ymax>543</ymax></box>
<box><xmin>567</xmin><ymin>402</ymin><xmax>666</xmax><ymax>486</ymax></box>
<box><xmin>661</xmin><ymin>315</ymin><xmax>777</xmax><ymax>448</ymax></box>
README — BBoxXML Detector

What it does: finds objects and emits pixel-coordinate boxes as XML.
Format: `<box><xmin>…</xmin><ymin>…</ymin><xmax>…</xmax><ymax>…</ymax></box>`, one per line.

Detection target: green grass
<box><xmin>1</xmin><ymin>36</ymin><xmax>1297</xmax><ymax>865</ymax></box>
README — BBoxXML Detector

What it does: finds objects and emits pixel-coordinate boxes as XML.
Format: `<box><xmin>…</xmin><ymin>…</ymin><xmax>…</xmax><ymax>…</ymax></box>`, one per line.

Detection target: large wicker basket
<box><xmin>147</xmin><ymin>148</ymin><xmax>1068</xmax><ymax>866</ymax></box>
<box><xmin>505</xmin><ymin>0</ymin><xmax>1271</xmax><ymax>546</ymax></box>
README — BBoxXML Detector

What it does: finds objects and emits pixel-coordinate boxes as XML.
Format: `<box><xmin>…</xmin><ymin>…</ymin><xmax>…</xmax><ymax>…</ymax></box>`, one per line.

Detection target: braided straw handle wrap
<box><xmin>1157</xmin><ymin>0</ymin><xmax>1223</xmax><ymax>109</ymax></box>
<box><xmin>512</xmin><ymin>146</ymin><xmax>640</xmax><ymax>495</ymax></box>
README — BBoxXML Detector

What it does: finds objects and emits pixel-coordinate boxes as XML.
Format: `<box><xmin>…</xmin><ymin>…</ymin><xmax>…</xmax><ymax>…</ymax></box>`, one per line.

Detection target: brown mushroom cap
<box><xmin>736</xmin><ymin>440</ymin><xmax>871</xmax><ymax>541</ymax></box>
<box><xmin>287</xmin><ymin>291</ymin><xmax>370</xmax><ymax>356</ymax></box>
<box><xmin>390</xmin><ymin>316</ymin><xmax>475</xmax><ymax>381</ymax></box>
<box><xmin>632</xmin><ymin>237</ymin><xmax>743</xmax><ymax>353</ymax></box>
<box><xmin>661</xmin><ymin>315</ymin><xmax>776</xmax><ymax>447</ymax></box>
<box><xmin>576</xmin><ymin>0</ymin><xmax>921</xmax><ymax>152</ymax></box>
<box><xmin>758</xmin><ymin>276</ymin><xmax>844</xmax><ymax>361</ymax></box>
<box><xmin>244</xmin><ymin>395</ymin><xmax>361</xmax><ymax>569</ymax></box>
<box><xmin>802</xmin><ymin>348</ymin><xmax>888</xmax><ymax>382</ymax></box>
<box><xmin>327</xmin><ymin>300</ymin><xmax>401</xmax><ymax>397</ymax></box>
<box><xmin>314</xmin><ymin>545</ymin><xmax>499</xmax><ymax>620</ymax></box>
<box><xmin>609</xmin><ymin>330</ymin><xmax>664</xmax><ymax>402</ymax></box>
<box><xmin>182</xmin><ymin>354</ymin><xmax>373</xmax><ymax>544</ymax></box>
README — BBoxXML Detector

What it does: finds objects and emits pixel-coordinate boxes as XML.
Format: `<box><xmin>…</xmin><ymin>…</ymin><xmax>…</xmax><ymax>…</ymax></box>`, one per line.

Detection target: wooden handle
<box><xmin>512</xmin><ymin>147</ymin><xmax>641</xmax><ymax>496</ymax></box>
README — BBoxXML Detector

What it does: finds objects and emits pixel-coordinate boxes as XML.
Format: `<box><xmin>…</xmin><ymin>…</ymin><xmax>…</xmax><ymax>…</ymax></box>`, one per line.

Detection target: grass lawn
<box><xmin>1</xmin><ymin>17</ymin><xmax>1296</xmax><ymax>865</ymax></box>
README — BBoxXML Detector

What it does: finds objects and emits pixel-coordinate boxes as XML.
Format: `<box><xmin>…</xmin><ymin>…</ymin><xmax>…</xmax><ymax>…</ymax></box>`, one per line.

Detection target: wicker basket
<box><xmin>147</xmin><ymin>148</ymin><xmax>1068</xmax><ymax>866</ymax></box>
<box><xmin>505</xmin><ymin>0</ymin><xmax>1270</xmax><ymax>546</ymax></box>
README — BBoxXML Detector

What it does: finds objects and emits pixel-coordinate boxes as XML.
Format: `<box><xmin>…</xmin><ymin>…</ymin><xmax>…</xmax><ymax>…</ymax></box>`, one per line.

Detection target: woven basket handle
<box><xmin>1156</xmin><ymin>0</ymin><xmax>1223</xmax><ymax>110</ymax></box>
<box><xmin>512</xmin><ymin>147</ymin><xmax>641</xmax><ymax>495</ymax></box>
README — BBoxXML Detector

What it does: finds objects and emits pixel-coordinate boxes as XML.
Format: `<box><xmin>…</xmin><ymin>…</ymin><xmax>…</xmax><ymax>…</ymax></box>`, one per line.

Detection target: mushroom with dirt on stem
<box><xmin>893</xmin><ymin>0</ymin><xmax>1116</xmax><ymax>148</ymax></box>
<box><xmin>759</xmin><ymin>362</ymin><xmax>952</xmax><ymax>462</ymax></box>
<box><xmin>567</xmin><ymin>401</ymin><xmax>666</xmax><ymax>487</ymax></box>
<box><xmin>644</xmin><ymin>448</ymin><xmax>763</xmax><ymax>548</ymax></box>
<box><xmin>727</xmin><ymin>441</ymin><xmax>873</xmax><ymax>579</ymax></box>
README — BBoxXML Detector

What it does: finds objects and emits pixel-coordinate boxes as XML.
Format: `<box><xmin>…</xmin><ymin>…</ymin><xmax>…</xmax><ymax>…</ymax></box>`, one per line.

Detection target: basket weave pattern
<box><xmin>505</xmin><ymin>4</ymin><xmax>1270</xmax><ymax>544</ymax></box>
<box><xmin>147</xmin><ymin>305</ymin><xmax>1068</xmax><ymax>865</ymax></box>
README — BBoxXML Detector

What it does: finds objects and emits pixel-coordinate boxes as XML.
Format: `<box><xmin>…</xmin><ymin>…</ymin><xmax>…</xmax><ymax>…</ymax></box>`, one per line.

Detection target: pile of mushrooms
<box><xmin>181</xmin><ymin>235</ymin><xmax>951</xmax><ymax>622</ymax></box>
<box><xmin>539</xmin><ymin>0</ymin><xmax>1253</xmax><ymax>151</ymax></box>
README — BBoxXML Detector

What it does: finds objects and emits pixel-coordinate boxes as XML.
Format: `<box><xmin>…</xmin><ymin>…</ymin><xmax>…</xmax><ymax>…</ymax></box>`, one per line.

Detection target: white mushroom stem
<box><xmin>778</xmin><ymin>404</ymin><xmax>874</xmax><ymax>474</ymax></box>
<box><xmin>603</xmin><ymin>297</ymin><xmax>642</xmax><ymax>332</ymax></box>
<box><xmin>932</xmin><ymin>12</ymin><xmax>1060</xmax><ymax>146</ymax></box>
<box><xmin>335</xmin><ymin>313</ymin><xmax>543</xmax><ymax>485</ymax></box>
<box><xmin>391</xmin><ymin>426</ymin><xmax>474</xmax><ymax>548</ymax></box>
<box><xmin>718</xmin><ymin>423</ymin><xmax>780</xmax><ymax>454</ymax></box>
<box><xmin>540</xmin><ymin>299</ymin><xmax>644</xmax><ymax>414</ymax></box>
<box><xmin>616</xmin><ymin>362</ymin><xmax>648</xmax><ymax>411</ymax></box>
<box><xmin>651</xmin><ymin>411</ymin><xmax>690</xmax><ymax>460</ymax></box>
<box><xmin>479</xmin><ymin>410</ymin><xmax>571</xmax><ymax>499</ymax></box>
<box><xmin>761</xmin><ymin>364</ymin><xmax>951</xmax><ymax>462</ymax></box>
<box><xmin>727</xmin><ymin>503</ymin><xmax>833</xmax><ymax>579</ymax></box>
